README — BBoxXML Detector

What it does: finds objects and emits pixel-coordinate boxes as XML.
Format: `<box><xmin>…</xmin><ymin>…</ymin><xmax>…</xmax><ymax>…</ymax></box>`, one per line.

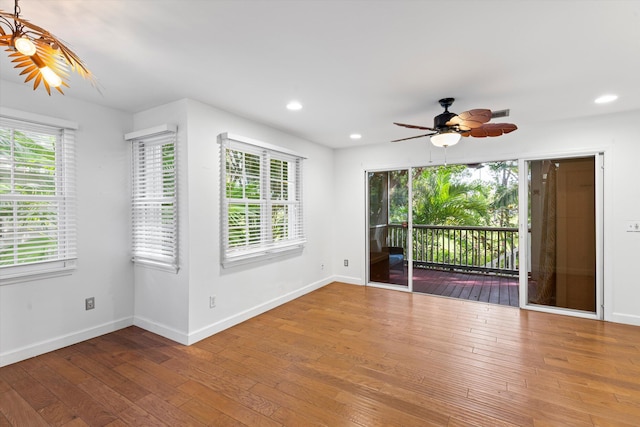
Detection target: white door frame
<box><xmin>518</xmin><ymin>152</ymin><xmax>604</xmax><ymax>320</ymax></box>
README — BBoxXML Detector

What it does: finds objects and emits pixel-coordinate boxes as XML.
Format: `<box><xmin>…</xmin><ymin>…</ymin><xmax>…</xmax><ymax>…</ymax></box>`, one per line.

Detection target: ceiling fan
<box><xmin>393</xmin><ymin>98</ymin><xmax>517</xmax><ymax>148</ymax></box>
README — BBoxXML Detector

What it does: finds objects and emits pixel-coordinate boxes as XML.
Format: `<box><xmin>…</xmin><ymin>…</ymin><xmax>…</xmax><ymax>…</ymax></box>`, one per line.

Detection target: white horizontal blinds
<box><xmin>224</xmin><ymin>141</ymin><xmax>263</xmax><ymax>252</ymax></box>
<box><xmin>269</xmin><ymin>152</ymin><xmax>304</xmax><ymax>246</ymax></box>
<box><xmin>131</xmin><ymin>131</ymin><xmax>178</xmax><ymax>270</ymax></box>
<box><xmin>221</xmin><ymin>136</ymin><xmax>305</xmax><ymax>265</ymax></box>
<box><xmin>0</xmin><ymin>117</ymin><xmax>76</xmax><ymax>269</ymax></box>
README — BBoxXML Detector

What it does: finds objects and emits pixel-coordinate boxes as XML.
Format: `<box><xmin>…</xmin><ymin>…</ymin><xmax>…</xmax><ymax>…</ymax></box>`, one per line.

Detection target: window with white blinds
<box><xmin>0</xmin><ymin>116</ymin><xmax>77</xmax><ymax>282</ymax></box>
<box><xmin>220</xmin><ymin>133</ymin><xmax>305</xmax><ymax>267</ymax></box>
<box><xmin>128</xmin><ymin>128</ymin><xmax>178</xmax><ymax>272</ymax></box>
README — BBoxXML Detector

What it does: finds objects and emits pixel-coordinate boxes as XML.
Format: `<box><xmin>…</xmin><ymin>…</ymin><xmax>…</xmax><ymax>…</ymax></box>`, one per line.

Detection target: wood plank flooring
<box><xmin>387</xmin><ymin>267</ymin><xmax>520</xmax><ymax>307</ymax></box>
<box><xmin>2</xmin><ymin>282</ymin><xmax>640</xmax><ymax>426</ymax></box>
<box><xmin>413</xmin><ymin>269</ymin><xmax>520</xmax><ymax>307</ymax></box>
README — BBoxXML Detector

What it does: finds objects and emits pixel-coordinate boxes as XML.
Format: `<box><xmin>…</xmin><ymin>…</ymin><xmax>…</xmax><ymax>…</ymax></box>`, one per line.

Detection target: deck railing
<box><xmin>387</xmin><ymin>223</ymin><xmax>519</xmax><ymax>276</ymax></box>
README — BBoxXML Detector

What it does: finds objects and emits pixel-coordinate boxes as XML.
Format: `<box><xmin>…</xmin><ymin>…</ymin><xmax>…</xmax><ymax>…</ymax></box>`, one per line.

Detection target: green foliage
<box><xmin>412</xmin><ymin>165</ymin><xmax>490</xmax><ymax>226</ymax></box>
<box><xmin>368</xmin><ymin>172</ymin><xmax>388</xmax><ymax>226</ymax></box>
<box><xmin>379</xmin><ymin>161</ymin><xmax>520</xmax><ymax>272</ymax></box>
<box><xmin>225</xmin><ymin>150</ymin><xmax>295</xmax><ymax>248</ymax></box>
<box><xmin>1</xmin><ymin>128</ymin><xmax>59</xmax><ymax>266</ymax></box>
<box><xmin>487</xmin><ymin>161</ymin><xmax>518</xmax><ymax>227</ymax></box>
<box><xmin>389</xmin><ymin>170</ymin><xmax>408</xmax><ymax>223</ymax></box>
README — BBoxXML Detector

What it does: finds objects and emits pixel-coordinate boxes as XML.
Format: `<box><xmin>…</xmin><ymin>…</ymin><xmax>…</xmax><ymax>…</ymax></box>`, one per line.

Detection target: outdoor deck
<box><xmin>387</xmin><ymin>267</ymin><xmax>520</xmax><ymax>307</ymax></box>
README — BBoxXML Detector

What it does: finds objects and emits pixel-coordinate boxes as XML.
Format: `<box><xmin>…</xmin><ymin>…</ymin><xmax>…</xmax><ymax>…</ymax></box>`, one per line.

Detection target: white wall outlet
<box><xmin>626</xmin><ymin>221</ymin><xmax>640</xmax><ymax>232</ymax></box>
<box><xmin>209</xmin><ymin>296</ymin><xmax>216</xmax><ymax>308</ymax></box>
<box><xmin>344</xmin><ymin>259</ymin><xmax>349</xmax><ymax>267</ymax></box>
<box><xmin>85</xmin><ymin>297</ymin><xmax>95</xmax><ymax>310</ymax></box>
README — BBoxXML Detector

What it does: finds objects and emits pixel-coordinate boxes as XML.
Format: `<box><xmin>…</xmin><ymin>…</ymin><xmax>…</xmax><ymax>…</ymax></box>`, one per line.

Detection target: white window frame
<box><xmin>219</xmin><ymin>133</ymin><xmax>305</xmax><ymax>267</ymax></box>
<box><xmin>126</xmin><ymin>125</ymin><xmax>179</xmax><ymax>272</ymax></box>
<box><xmin>0</xmin><ymin>109</ymin><xmax>78</xmax><ymax>284</ymax></box>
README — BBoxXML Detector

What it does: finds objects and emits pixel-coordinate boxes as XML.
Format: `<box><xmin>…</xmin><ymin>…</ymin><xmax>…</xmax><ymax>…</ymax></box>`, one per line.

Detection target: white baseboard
<box><xmin>609</xmin><ymin>312</ymin><xmax>640</xmax><ymax>327</ymax></box>
<box><xmin>187</xmin><ymin>277</ymin><xmax>334</xmax><ymax>345</ymax></box>
<box><xmin>0</xmin><ymin>317</ymin><xmax>133</xmax><ymax>368</ymax></box>
<box><xmin>331</xmin><ymin>275</ymin><xmax>364</xmax><ymax>286</ymax></box>
<box><xmin>0</xmin><ymin>277</ymin><xmax>346</xmax><ymax>367</ymax></box>
<box><xmin>132</xmin><ymin>316</ymin><xmax>190</xmax><ymax>345</ymax></box>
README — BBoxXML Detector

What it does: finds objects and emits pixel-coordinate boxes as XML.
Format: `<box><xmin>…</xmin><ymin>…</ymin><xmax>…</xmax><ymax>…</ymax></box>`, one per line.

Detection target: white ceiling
<box><xmin>1</xmin><ymin>0</ymin><xmax>639</xmax><ymax>148</ymax></box>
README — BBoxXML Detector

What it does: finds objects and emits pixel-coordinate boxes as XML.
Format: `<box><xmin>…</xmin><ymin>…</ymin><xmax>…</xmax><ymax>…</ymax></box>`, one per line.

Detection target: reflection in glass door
<box><xmin>368</xmin><ymin>170</ymin><xmax>409</xmax><ymax>287</ymax></box>
<box><xmin>526</xmin><ymin>156</ymin><xmax>599</xmax><ymax>313</ymax></box>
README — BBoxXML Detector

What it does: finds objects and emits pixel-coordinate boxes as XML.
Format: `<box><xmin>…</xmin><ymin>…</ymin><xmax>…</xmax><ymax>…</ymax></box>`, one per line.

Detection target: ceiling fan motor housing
<box><xmin>434</xmin><ymin>97</ymin><xmax>459</xmax><ymax>132</ymax></box>
<box><xmin>434</xmin><ymin>111</ymin><xmax>458</xmax><ymax>131</ymax></box>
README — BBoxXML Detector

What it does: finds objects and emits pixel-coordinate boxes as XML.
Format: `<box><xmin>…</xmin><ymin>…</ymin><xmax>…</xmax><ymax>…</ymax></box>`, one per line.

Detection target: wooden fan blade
<box><xmin>447</xmin><ymin>109</ymin><xmax>492</xmax><ymax>129</ymax></box>
<box><xmin>392</xmin><ymin>133</ymin><xmax>436</xmax><ymax>142</ymax></box>
<box><xmin>393</xmin><ymin>122</ymin><xmax>435</xmax><ymax>131</ymax></box>
<box><xmin>469</xmin><ymin>123</ymin><xmax>518</xmax><ymax>138</ymax></box>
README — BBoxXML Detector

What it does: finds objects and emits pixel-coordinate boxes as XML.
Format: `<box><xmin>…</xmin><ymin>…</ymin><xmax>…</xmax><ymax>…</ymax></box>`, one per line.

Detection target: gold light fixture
<box><xmin>0</xmin><ymin>0</ymin><xmax>95</xmax><ymax>95</ymax></box>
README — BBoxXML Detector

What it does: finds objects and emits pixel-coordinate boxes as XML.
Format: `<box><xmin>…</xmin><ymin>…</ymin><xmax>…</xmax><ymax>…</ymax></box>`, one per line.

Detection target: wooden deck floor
<box><xmin>2</xmin><ymin>282</ymin><xmax>640</xmax><ymax>426</ymax></box>
<box><xmin>387</xmin><ymin>267</ymin><xmax>520</xmax><ymax>307</ymax></box>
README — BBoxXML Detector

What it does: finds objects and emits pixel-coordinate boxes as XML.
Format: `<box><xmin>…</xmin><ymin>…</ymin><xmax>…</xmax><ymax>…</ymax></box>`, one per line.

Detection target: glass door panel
<box><xmin>527</xmin><ymin>157</ymin><xmax>596</xmax><ymax>312</ymax></box>
<box><xmin>368</xmin><ymin>170</ymin><xmax>409</xmax><ymax>286</ymax></box>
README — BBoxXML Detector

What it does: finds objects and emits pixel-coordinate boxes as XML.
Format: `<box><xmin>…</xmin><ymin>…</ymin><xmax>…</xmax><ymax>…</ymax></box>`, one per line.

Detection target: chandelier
<box><xmin>0</xmin><ymin>0</ymin><xmax>95</xmax><ymax>95</ymax></box>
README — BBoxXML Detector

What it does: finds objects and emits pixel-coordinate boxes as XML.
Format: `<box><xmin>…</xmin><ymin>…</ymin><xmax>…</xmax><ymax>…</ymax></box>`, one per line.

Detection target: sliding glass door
<box><xmin>368</xmin><ymin>170</ymin><xmax>409</xmax><ymax>287</ymax></box>
<box><xmin>523</xmin><ymin>155</ymin><xmax>602</xmax><ymax>317</ymax></box>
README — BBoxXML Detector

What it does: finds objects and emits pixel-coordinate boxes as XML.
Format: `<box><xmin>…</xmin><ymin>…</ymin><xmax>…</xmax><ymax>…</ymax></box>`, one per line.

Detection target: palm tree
<box><xmin>412</xmin><ymin>165</ymin><xmax>490</xmax><ymax>226</ymax></box>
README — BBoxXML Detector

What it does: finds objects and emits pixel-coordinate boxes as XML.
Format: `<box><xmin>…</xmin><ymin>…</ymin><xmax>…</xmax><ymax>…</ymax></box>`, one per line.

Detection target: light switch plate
<box><xmin>626</xmin><ymin>221</ymin><xmax>640</xmax><ymax>232</ymax></box>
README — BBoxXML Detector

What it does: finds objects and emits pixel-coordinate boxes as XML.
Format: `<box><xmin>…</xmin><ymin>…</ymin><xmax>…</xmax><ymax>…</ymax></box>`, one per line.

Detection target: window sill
<box><xmin>222</xmin><ymin>243</ymin><xmax>305</xmax><ymax>268</ymax></box>
<box><xmin>132</xmin><ymin>258</ymin><xmax>180</xmax><ymax>273</ymax></box>
<box><xmin>0</xmin><ymin>260</ymin><xmax>77</xmax><ymax>285</ymax></box>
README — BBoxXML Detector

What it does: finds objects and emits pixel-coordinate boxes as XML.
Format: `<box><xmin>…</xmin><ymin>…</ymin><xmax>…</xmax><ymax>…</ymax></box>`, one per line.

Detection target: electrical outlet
<box><xmin>85</xmin><ymin>297</ymin><xmax>95</xmax><ymax>310</ymax></box>
<box><xmin>209</xmin><ymin>296</ymin><xmax>216</xmax><ymax>308</ymax></box>
<box><xmin>344</xmin><ymin>259</ymin><xmax>349</xmax><ymax>267</ymax></box>
<box><xmin>321</xmin><ymin>264</ymin><xmax>324</xmax><ymax>270</ymax></box>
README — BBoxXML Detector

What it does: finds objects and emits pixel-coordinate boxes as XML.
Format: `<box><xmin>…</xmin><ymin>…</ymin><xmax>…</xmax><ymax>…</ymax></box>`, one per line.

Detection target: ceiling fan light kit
<box><xmin>430</xmin><ymin>131</ymin><xmax>461</xmax><ymax>148</ymax></box>
<box><xmin>393</xmin><ymin>97</ymin><xmax>517</xmax><ymax>148</ymax></box>
<box><xmin>0</xmin><ymin>0</ymin><xmax>96</xmax><ymax>95</ymax></box>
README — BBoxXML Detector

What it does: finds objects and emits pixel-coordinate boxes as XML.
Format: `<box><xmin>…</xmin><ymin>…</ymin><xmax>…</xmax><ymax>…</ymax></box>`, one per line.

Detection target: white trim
<box><xmin>610</xmin><ymin>312</ymin><xmax>640</xmax><ymax>327</ymax></box>
<box><xmin>522</xmin><ymin>304</ymin><xmax>600</xmax><ymax>320</ymax></box>
<box><xmin>219</xmin><ymin>132</ymin><xmax>307</xmax><ymax>159</ymax></box>
<box><xmin>518</xmin><ymin>158</ymin><xmax>529</xmax><ymax>308</ymax></box>
<box><xmin>124</xmin><ymin>124</ymin><xmax>177</xmax><ymax>141</ymax></box>
<box><xmin>0</xmin><ymin>262</ymin><xmax>76</xmax><ymax>285</ymax></box>
<box><xmin>332</xmin><ymin>274</ymin><xmax>364</xmax><ymax>286</ymax></box>
<box><xmin>519</xmin><ymin>152</ymin><xmax>605</xmax><ymax>318</ymax></box>
<box><xmin>366</xmin><ymin>282</ymin><xmax>412</xmax><ymax>293</ymax></box>
<box><xmin>0</xmin><ymin>107</ymin><xmax>78</xmax><ymax>130</ymax></box>
<box><xmin>132</xmin><ymin>259</ymin><xmax>179</xmax><ymax>273</ymax></box>
<box><xmin>595</xmin><ymin>153</ymin><xmax>604</xmax><ymax>319</ymax></box>
<box><xmin>0</xmin><ymin>317</ymin><xmax>133</xmax><ymax>368</ymax></box>
<box><xmin>132</xmin><ymin>316</ymin><xmax>189</xmax><ymax>345</ymax></box>
<box><xmin>222</xmin><ymin>244</ymin><xmax>305</xmax><ymax>268</ymax></box>
<box><xmin>186</xmin><ymin>278</ymin><xmax>331</xmax><ymax>345</ymax></box>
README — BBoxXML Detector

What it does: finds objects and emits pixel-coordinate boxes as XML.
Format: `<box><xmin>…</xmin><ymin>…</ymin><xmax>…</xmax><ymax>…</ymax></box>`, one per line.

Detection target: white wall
<box><xmin>0</xmin><ymin>80</ymin><xmax>134</xmax><ymax>366</ymax></box>
<box><xmin>129</xmin><ymin>99</ymin><xmax>191</xmax><ymax>343</ymax></box>
<box><xmin>332</xmin><ymin>110</ymin><xmax>640</xmax><ymax>326</ymax></box>
<box><xmin>0</xmin><ymin>85</ymin><xmax>335</xmax><ymax>365</ymax></box>
<box><xmin>131</xmin><ymin>99</ymin><xmax>335</xmax><ymax>345</ymax></box>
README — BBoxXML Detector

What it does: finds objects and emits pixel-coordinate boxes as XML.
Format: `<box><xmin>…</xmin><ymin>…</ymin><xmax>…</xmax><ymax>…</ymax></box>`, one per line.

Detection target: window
<box><xmin>127</xmin><ymin>125</ymin><xmax>178</xmax><ymax>271</ymax></box>
<box><xmin>0</xmin><ymin>115</ymin><xmax>77</xmax><ymax>282</ymax></box>
<box><xmin>220</xmin><ymin>133</ymin><xmax>305</xmax><ymax>267</ymax></box>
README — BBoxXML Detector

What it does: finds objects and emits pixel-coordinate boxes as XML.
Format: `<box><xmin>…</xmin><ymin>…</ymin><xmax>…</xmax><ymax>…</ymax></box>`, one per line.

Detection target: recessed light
<box><xmin>594</xmin><ymin>94</ymin><xmax>618</xmax><ymax>104</ymax></box>
<box><xmin>286</xmin><ymin>101</ymin><xmax>303</xmax><ymax>111</ymax></box>
<box><xmin>350</xmin><ymin>133</ymin><xmax>362</xmax><ymax>140</ymax></box>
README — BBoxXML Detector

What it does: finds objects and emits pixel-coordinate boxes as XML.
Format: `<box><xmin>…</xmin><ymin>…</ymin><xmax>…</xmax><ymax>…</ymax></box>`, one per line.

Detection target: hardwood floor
<box><xmin>2</xmin><ymin>282</ymin><xmax>640</xmax><ymax>426</ymax></box>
